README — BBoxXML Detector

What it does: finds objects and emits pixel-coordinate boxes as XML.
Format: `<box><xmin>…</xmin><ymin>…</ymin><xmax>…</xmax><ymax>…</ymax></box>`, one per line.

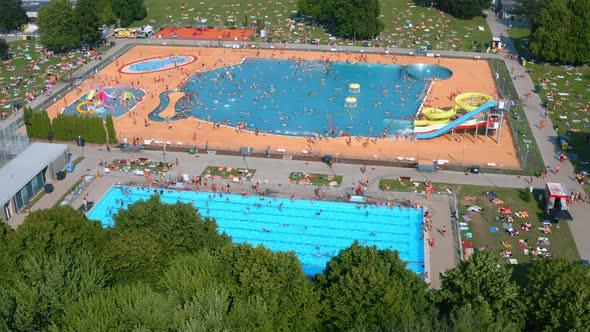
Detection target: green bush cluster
<box><xmin>25</xmin><ymin>108</ymin><xmax>115</xmax><ymax>144</ymax></box>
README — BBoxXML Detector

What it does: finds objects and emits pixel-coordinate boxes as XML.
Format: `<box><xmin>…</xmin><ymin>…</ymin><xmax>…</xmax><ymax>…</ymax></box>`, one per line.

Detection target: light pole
<box><xmin>162</xmin><ymin>141</ymin><xmax>167</xmax><ymax>162</ymax></box>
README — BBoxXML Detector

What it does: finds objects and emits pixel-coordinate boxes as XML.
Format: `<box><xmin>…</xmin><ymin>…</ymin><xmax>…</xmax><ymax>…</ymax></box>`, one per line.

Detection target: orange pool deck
<box><xmin>45</xmin><ymin>45</ymin><xmax>520</xmax><ymax>169</ymax></box>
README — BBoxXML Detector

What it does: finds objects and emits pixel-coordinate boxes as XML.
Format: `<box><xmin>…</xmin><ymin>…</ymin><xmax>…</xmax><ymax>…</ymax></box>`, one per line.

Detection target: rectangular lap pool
<box><xmin>87</xmin><ymin>186</ymin><xmax>425</xmax><ymax>276</ymax></box>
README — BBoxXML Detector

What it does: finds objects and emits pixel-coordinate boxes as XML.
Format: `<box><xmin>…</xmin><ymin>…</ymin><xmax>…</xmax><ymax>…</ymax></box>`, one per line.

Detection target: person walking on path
<box><xmin>442</xmin><ymin>225</ymin><xmax>448</xmax><ymax>237</ymax></box>
<box><xmin>555</xmin><ymin>165</ymin><xmax>560</xmax><ymax>174</ymax></box>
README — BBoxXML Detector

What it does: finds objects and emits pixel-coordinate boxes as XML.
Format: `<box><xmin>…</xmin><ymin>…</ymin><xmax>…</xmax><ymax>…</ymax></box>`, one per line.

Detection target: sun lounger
<box><xmin>460</xmin><ymin>222</ymin><xmax>468</xmax><ymax>226</ymax></box>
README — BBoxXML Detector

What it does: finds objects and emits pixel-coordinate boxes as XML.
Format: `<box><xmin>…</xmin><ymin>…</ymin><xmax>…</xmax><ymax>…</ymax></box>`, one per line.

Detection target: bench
<box><xmin>399</xmin><ymin>176</ymin><xmax>412</xmax><ymax>181</ymax></box>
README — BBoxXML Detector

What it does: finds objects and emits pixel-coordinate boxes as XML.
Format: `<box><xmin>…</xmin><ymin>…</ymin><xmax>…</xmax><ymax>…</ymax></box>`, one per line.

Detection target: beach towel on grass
<box><xmin>490</xmin><ymin>226</ymin><xmax>499</xmax><ymax>233</ymax></box>
<box><xmin>462</xmin><ymin>214</ymin><xmax>472</xmax><ymax>222</ymax></box>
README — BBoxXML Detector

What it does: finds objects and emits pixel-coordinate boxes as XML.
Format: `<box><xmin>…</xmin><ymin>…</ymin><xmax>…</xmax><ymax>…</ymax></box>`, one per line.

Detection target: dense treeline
<box><xmin>1</xmin><ymin>195</ymin><xmax>589</xmax><ymax>331</ymax></box>
<box><xmin>519</xmin><ymin>0</ymin><xmax>590</xmax><ymax>64</ymax></box>
<box><xmin>433</xmin><ymin>0</ymin><xmax>492</xmax><ymax>19</ymax></box>
<box><xmin>24</xmin><ymin>108</ymin><xmax>114</xmax><ymax>144</ymax></box>
<box><xmin>37</xmin><ymin>0</ymin><xmax>146</xmax><ymax>50</ymax></box>
<box><xmin>297</xmin><ymin>0</ymin><xmax>384</xmax><ymax>39</ymax></box>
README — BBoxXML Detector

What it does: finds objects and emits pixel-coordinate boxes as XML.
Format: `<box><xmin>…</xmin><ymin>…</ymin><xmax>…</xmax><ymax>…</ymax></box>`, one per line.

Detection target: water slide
<box><xmin>414</xmin><ymin>101</ymin><xmax>498</xmax><ymax>139</ymax></box>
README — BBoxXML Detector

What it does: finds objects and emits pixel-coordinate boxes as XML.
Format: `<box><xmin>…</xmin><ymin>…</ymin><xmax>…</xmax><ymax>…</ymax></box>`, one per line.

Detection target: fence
<box><xmin>488</xmin><ymin>59</ymin><xmax>544</xmax><ymax>175</ymax></box>
<box><xmin>59</xmin><ymin>175</ymin><xmax>96</xmax><ymax>207</ymax></box>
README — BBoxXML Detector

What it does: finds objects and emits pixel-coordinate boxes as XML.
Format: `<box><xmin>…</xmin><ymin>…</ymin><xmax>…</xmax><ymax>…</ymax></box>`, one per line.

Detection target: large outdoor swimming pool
<box><xmin>148</xmin><ymin>59</ymin><xmax>452</xmax><ymax>136</ymax></box>
<box><xmin>87</xmin><ymin>186</ymin><xmax>425</xmax><ymax>276</ymax></box>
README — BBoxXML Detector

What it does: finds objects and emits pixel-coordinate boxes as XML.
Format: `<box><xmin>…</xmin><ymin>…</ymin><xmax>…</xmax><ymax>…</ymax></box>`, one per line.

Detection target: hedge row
<box><xmin>24</xmin><ymin>108</ymin><xmax>116</xmax><ymax>144</ymax></box>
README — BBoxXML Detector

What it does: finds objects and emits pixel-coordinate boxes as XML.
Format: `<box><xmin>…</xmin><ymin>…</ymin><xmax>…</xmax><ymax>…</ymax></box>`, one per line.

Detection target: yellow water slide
<box><xmin>414</xmin><ymin>92</ymin><xmax>494</xmax><ymax>126</ymax></box>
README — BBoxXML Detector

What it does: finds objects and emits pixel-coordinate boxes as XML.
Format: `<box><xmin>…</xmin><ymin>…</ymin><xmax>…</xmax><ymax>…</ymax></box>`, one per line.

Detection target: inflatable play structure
<box><xmin>76</xmin><ymin>89</ymin><xmax>117</xmax><ymax>115</ymax></box>
<box><xmin>413</xmin><ymin>93</ymin><xmax>498</xmax><ymax>139</ymax></box>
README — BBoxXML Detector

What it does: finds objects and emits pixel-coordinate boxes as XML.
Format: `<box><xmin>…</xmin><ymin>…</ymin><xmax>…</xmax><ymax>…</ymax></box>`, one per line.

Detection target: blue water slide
<box><xmin>415</xmin><ymin>101</ymin><xmax>498</xmax><ymax>139</ymax></box>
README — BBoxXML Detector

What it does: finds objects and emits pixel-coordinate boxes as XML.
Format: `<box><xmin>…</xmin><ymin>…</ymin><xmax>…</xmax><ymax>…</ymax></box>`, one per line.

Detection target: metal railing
<box><xmin>59</xmin><ymin>175</ymin><xmax>95</xmax><ymax>207</ymax></box>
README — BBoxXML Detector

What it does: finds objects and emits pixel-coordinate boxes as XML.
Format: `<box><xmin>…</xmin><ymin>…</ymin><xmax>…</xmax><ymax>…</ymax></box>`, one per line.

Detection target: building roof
<box><xmin>0</xmin><ymin>143</ymin><xmax>67</xmax><ymax>206</ymax></box>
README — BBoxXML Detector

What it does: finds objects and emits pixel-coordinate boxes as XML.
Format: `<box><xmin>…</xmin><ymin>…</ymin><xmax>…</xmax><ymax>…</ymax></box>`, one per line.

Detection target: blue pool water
<box><xmin>61</xmin><ymin>87</ymin><xmax>145</xmax><ymax>119</ymax></box>
<box><xmin>149</xmin><ymin>59</ymin><xmax>452</xmax><ymax>136</ymax></box>
<box><xmin>87</xmin><ymin>186</ymin><xmax>425</xmax><ymax>276</ymax></box>
<box><xmin>125</xmin><ymin>55</ymin><xmax>193</xmax><ymax>73</ymax></box>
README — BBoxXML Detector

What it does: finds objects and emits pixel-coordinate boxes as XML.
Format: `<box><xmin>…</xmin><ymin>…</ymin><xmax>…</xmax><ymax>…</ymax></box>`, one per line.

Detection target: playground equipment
<box><xmin>77</xmin><ymin>101</ymin><xmax>94</xmax><ymax>114</ymax></box>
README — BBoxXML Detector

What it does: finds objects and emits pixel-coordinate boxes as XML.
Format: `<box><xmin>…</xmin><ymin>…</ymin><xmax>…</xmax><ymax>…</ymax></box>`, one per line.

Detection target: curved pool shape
<box><xmin>155</xmin><ymin>58</ymin><xmax>451</xmax><ymax>136</ymax></box>
<box><xmin>148</xmin><ymin>90</ymin><xmax>183</xmax><ymax>121</ymax></box>
<box><xmin>120</xmin><ymin>55</ymin><xmax>196</xmax><ymax>74</ymax></box>
<box><xmin>404</xmin><ymin>64</ymin><xmax>453</xmax><ymax>80</ymax></box>
<box><xmin>61</xmin><ymin>86</ymin><xmax>145</xmax><ymax>119</ymax></box>
<box><xmin>87</xmin><ymin>186</ymin><xmax>425</xmax><ymax>276</ymax></box>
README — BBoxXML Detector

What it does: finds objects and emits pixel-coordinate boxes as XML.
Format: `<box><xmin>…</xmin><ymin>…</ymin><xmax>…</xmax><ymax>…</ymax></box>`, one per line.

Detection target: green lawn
<box><xmin>135</xmin><ymin>0</ymin><xmax>491</xmax><ymax>51</ymax></box>
<box><xmin>288</xmin><ymin>172</ymin><xmax>342</xmax><ymax>186</ymax></box>
<box><xmin>110</xmin><ymin>158</ymin><xmax>173</xmax><ymax>173</ymax></box>
<box><xmin>440</xmin><ymin>183</ymin><xmax>580</xmax><ymax>264</ymax></box>
<box><xmin>201</xmin><ymin>166</ymin><xmax>256</xmax><ymax>180</ymax></box>
<box><xmin>380</xmin><ymin>180</ymin><xmax>580</xmax><ymax>265</ymax></box>
<box><xmin>379</xmin><ymin>178</ymin><xmax>423</xmax><ymax>191</ymax></box>
<box><xmin>0</xmin><ymin>40</ymin><xmax>90</xmax><ymax>114</ymax></box>
<box><xmin>506</xmin><ymin>28</ymin><xmax>590</xmax><ymax>174</ymax></box>
<box><xmin>506</xmin><ymin>28</ymin><xmax>531</xmax><ymax>57</ymax></box>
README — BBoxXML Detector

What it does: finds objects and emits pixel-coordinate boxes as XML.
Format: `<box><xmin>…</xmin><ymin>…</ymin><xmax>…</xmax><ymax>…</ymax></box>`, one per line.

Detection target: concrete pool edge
<box><xmin>87</xmin><ymin>185</ymin><xmax>426</xmax><ymax>277</ymax></box>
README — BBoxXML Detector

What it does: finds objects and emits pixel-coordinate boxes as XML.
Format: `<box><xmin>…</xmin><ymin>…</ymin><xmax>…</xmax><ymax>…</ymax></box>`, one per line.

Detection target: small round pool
<box><xmin>404</xmin><ymin>64</ymin><xmax>453</xmax><ymax>80</ymax></box>
<box><xmin>119</xmin><ymin>55</ymin><xmax>196</xmax><ymax>74</ymax></box>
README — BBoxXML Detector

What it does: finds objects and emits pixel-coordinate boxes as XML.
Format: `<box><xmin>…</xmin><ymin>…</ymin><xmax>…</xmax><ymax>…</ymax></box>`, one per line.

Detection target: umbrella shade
<box><xmin>549</xmin><ymin>209</ymin><xmax>573</xmax><ymax>221</ymax></box>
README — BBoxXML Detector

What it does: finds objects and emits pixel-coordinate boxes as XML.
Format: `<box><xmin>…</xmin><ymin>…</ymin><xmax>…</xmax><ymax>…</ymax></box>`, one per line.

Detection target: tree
<box><xmin>524</xmin><ymin>0</ymin><xmax>590</xmax><ymax>63</ymax></box>
<box><xmin>4</xmin><ymin>207</ymin><xmax>105</xmax><ymax>267</ymax></box>
<box><xmin>0</xmin><ymin>0</ymin><xmax>28</xmax><ymax>33</ymax></box>
<box><xmin>101</xmin><ymin>196</ymin><xmax>230</xmax><ymax>284</ymax></box>
<box><xmin>433</xmin><ymin>251</ymin><xmax>525</xmax><ymax>329</ymax></box>
<box><xmin>4</xmin><ymin>251</ymin><xmax>106</xmax><ymax>331</ymax></box>
<box><xmin>105</xmin><ymin>114</ymin><xmax>117</xmax><ymax>144</ymax></box>
<box><xmin>61</xmin><ymin>283</ymin><xmax>174</xmax><ymax>330</ymax></box>
<box><xmin>73</xmin><ymin>0</ymin><xmax>102</xmax><ymax>46</ymax></box>
<box><xmin>109</xmin><ymin>0</ymin><xmax>147</xmax><ymax>27</ymax></box>
<box><xmin>297</xmin><ymin>0</ymin><xmax>384</xmax><ymax>39</ymax></box>
<box><xmin>0</xmin><ymin>39</ymin><xmax>8</xmax><ymax>59</ymax></box>
<box><xmin>314</xmin><ymin>241</ymin><xmax>434</xmax><ymax>331</ymax></box>
<box><xmin>219</xmin><ymin>243</ymin><xmax>320</xmax><ymax>330</ymax></box>
<box><xmin>37</xmin><ymin>0</ymin><xmax>79</xmax><ymax>50</ymax></box>
<box><xmin>162</xmin><ymin>253</ymin><xmax>276</xmax><ymax>331</ymax></box>
<box><xmin>528</xmin><ymin>0</ymin><xmax>573</xmax><ymax>63</ymax></box>
<box><xmin>435</xmin><ymin>0</ymin><xmax>491</xmax><ymax>19</ymax></box>
<box><xmin>525</xmin><ymin>259</ymin><xmax>590</xmax><ymax>331</ymax></box>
